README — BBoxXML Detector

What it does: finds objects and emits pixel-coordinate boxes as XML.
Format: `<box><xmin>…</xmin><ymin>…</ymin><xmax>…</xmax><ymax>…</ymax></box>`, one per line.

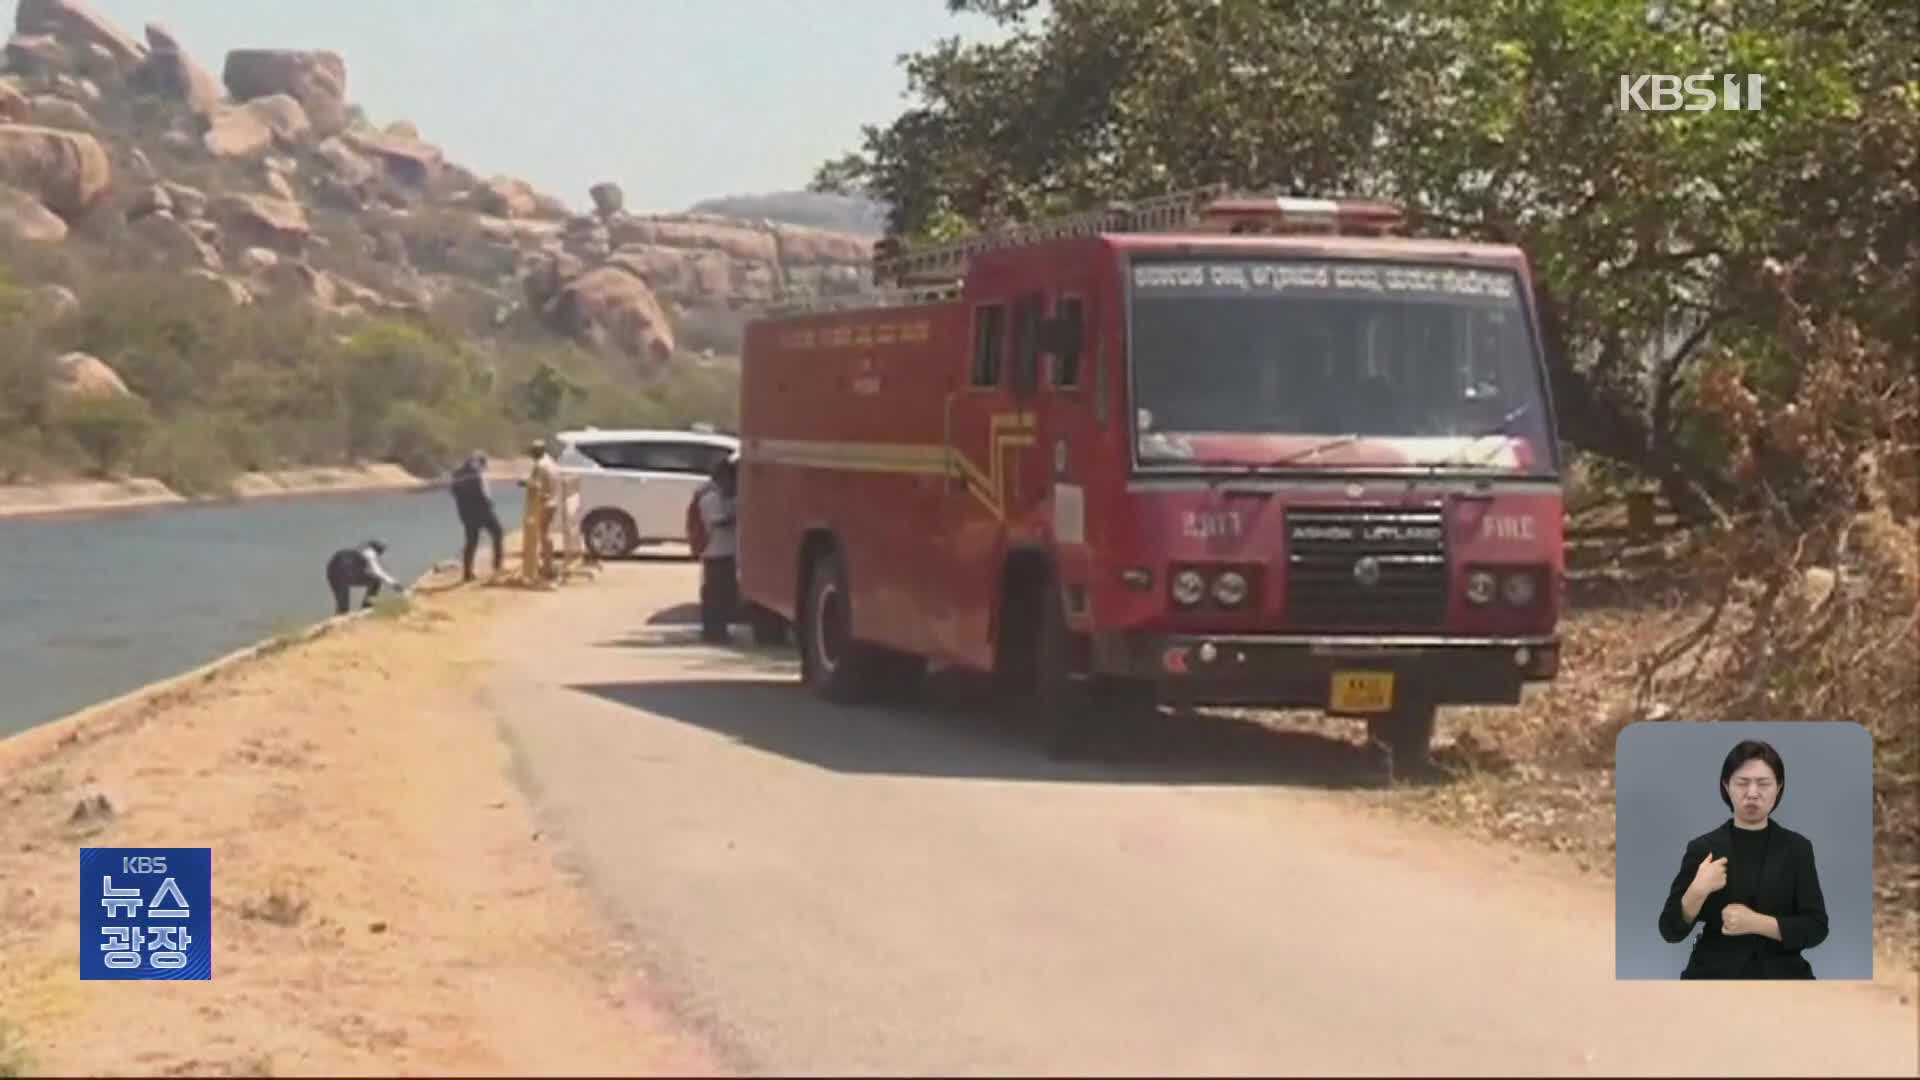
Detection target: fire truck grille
<box><xmin>1284</xmin><ymin>508</ymin><xmax>1449</xmax><ymax>629</ymax></box>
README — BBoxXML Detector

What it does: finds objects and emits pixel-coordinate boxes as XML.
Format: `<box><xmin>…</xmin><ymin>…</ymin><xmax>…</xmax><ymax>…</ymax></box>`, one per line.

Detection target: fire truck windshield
<box><xmin>1127</xmin><ymin>256</ymin><xmax>1557</xmax><ymax>476</ymax></box>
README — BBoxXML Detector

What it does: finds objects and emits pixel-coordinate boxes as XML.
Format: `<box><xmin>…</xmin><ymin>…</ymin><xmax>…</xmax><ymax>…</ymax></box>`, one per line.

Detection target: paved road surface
<box><xmin>484</xmin><ymin>560</ymin><xmax>1919</xmax><ymax>1076</ymax></box>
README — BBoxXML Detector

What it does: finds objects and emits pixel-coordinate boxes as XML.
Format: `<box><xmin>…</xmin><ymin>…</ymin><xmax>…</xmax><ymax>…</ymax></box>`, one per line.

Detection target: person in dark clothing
<box><xmin>696</xmin><ymin>456</ymin><xmax>738</xmax><ymax>643</ymax></box>
<box><xmin>1657</xmin><ymin>739</ymin><xmax>1829</xmax><ymax>979</ymax></box>
<box><xmin>325</xmin><ymin>539</ymin><xmax>402</xmax><ymax>615</ymax></box>
<box><xmin>450</xmin><ymin>450</ymin><xmax>503</xmax><ymax>582</ymax></box>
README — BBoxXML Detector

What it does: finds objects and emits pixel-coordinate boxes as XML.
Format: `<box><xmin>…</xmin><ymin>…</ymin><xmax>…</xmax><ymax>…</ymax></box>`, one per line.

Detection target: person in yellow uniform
<box><xmin>520</xmin><ymin>439</ymin><xmax>559</xmax><ymax>585</ymax></box>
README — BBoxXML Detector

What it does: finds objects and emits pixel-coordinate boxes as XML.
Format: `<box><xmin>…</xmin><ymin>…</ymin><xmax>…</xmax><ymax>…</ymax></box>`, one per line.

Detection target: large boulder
<box><xmin>130</xmin><ymin>210</ymin><xmax>222</xmax><ymax>270</ymax></box>
<box><xmin>186</xmin><ymin>268</ymin><xmax>252</xmax><ymax>306</ymax></box>
<box><xmin>28</xmin><ymin>93</ymin><xmax>91</xmax><ymax>130</ymax></box>
<box><xmin>771</xmin><ymin>222</ymin><xmax>872</xmax><ymax>264</ymax></box>
<box><xmin>543</xmin><ymin>265</ymin><xmax>676</xmax><ymax>365</ymax></box>
<box><xmin>608</xmin><ymin>214</ymin><xmax>779</xmax><ymax>263</ymax></box>
<box><xmin>208</xmin><ymin>192</ymin><xmax>308</xmax><ymax>255</ymax></box>
<box><xmin>342</xmin><ymin>127</ymin><xmax>442</xmax><ymax>188</ymax></box>
<box><xmin>243</xmin><ymin>93</ymin><xmax>311</xmax><ymax>147</ymax></box>
<box><xmin>0</xmin><ymin>181</ymin><xmax>65</xmax><ymax>241</ymax></box>
<box><xmin>589</xmin><ymin>181</ymin><xmax>623</xmax><ymax>217</ymax></box>
<box><xmin>0</xmin><ymin>81</ymin><xmax>29</xmax><ymax>122</ymax></box>
<box><xmin>4</xmin><ymin>34</ymin><xmax>69</xmax><ymax>78</ymax></box>
<box><xmin>160</xmin><ymin>180</ymin><xmax>206</xmax><ymax>219</ymax></box>
<box><xmin>52</xmin><ymin>351</ymin><xmax>130</xmax><ymax>398</ymax></box>
<box><xmin>222</xmin><ymin>49</ymin><xmax>346</xmax><ymax>136</ymax></box>
<box><xmin>0</xmin><ymin>123</ymin><xmax>110</xmax><ymax>218</ymax></box>
<box><xmin>127</xmin><ymin>22</ymin><xmax>220</xmax><ymax>115</ymax></box>
<box><xmin>32</xmin><ymin>282</ymin><xmax>78</xmax><ymax>320</ymax></box>
<box><xmin>519</xmin><ymin>248</ymin><xmax>584</xmax><ymax>310</ymax></box>
<box><xmin>313</xmin><ymin>135</ymin><xmax>374</xmax><ymax>185</ymax></box>
<box><xmin>122</xmin><ymin>181</ymin><xmax>169</xmax><ymax>220</ymax></box>
<box><xmin>201</xmin><ymin>103</ymin><xmax>271</xmax><ymax>159</ymax></box>
<box><xmin>14</xmin><ymin>0</ymin><xmax>146</xmax><ymax>69</ymax></box>
<box><xmin>471</xmin><ymin>175</ymin><xmax>539</xmax><ymax>219</ymax></box>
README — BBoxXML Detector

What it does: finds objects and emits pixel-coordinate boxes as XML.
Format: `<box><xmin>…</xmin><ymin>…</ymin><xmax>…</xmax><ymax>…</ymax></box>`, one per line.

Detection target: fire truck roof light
<box><xmin>1273</xmin><ymin>197</ymin><xmax>1342</xmax><ymax>217</ymax></box>
<box><xmin>850</xmin><ymin>184</ymin><xmax>1409</xmax><ymax>294</ymax></box>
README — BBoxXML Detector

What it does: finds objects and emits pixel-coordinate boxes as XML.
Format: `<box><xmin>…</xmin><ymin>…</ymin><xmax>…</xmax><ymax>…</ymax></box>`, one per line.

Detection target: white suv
<box><xmin>552</xmin><ymin>428</ymin><xmax>740</xmax><ymax>559</ymax></box>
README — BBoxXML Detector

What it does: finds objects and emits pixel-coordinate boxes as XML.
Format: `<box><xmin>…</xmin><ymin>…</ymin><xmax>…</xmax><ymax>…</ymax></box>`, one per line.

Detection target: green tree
<box><xmin>817</xmin><ymin>0</ymin><xmax>1919</xmax><ymax>511</ymax></box>
<box><xmin>55</xmin><ymin>393</ymin><xmax>155</xmax><ymax>477</ymax></box>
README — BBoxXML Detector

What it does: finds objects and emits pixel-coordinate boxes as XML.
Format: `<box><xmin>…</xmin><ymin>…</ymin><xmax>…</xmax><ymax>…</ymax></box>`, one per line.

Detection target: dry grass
<box><xmin>1341</xmin><ymin>504</ymin><xmax>1920</xmax><ymax>972</ymax></box>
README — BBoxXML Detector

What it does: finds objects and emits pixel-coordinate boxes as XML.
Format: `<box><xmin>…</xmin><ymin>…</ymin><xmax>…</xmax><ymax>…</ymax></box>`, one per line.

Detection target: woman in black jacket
<box><xmin>1658</xmin><ymin>739</ymin><xmax>1830</xmax><ymax>978</ymax></box>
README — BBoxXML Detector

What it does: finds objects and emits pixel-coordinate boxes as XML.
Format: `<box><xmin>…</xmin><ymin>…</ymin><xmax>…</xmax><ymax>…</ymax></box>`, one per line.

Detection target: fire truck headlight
<box><xmin>1502</xmin><ymin>571</ymin><xmax>1537</xmax><ymax>607</ymax></box>
<box><xmin>1466</xmin><ymin>570</ymin><xmax>1498</xmax><ymax>606</ymax></box>
<box><xmin>1171</xmin><ymin>569</ymin><xmax>1207</xmax><ymax>607</ymax></box>
<box><xmin>1211</xmin><ymin>570</ymin><xmax>1249</xmax><ymax>607</ymax></box>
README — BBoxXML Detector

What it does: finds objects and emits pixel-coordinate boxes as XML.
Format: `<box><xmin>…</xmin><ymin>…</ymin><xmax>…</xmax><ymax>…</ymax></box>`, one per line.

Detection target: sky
<box><xmin>77</xmin><ymin>0</ymin><xmax>1011</xmax><ymax>214</ymax></box>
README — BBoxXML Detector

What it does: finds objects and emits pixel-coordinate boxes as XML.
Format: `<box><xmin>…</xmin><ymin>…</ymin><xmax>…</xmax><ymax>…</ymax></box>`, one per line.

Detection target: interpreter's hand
<box><xmin>1721</xmin><ymin>902</ymin><xmax>1760</xmax><ymax>936</ymax></box>
<box><xmin>1691</xmin><ymin>851</ymin><xmax>1728</xmax><ymax>896</ymax></box>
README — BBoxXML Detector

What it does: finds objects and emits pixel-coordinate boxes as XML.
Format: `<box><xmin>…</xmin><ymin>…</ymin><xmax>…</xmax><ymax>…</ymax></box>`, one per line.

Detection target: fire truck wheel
<box><xmin>1366</xmin><ymin>698</ymin><xmax>1438</xmax><ymax>771</ymax></box>
<box><xmin>581</xmin><ymin>510</ymin><xmax>637</xmax><ymax>559</ymax></box>
<box><xmin>800</xmin><ymin>548</ymin><xmax>881</xmax><ymax>703</ymax></box>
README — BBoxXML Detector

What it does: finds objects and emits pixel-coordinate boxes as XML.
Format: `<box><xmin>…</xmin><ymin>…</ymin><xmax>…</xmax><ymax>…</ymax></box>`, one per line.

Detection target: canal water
<box><xmin>0</xmin><ymin>484</ymin><xmax>526</xmax><ymax>739</ymax></box>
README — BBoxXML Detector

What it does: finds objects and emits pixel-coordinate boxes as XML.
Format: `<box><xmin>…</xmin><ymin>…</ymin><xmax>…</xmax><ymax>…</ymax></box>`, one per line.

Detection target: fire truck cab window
<box><xmin>1051</xmin><ymin>297</ymin><xmax>1084</xmax><ymax>388</ymax></box>
<box><xmin>1127</xmin><ymin>259</ymin><xmax>1555</xmax><ymax>471</ymax></box>
<box><xmin>972</xmin><ymin>304</ymin><xmax>1006</xmax><ymax>387</ymax></box>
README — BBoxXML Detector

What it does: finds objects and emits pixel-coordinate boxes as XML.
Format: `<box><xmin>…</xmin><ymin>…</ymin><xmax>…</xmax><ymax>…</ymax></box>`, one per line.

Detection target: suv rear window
<box><xmin>575</xmin><ymin>440</ymin><xmax>729</xmax><ymax>474</ymax></box>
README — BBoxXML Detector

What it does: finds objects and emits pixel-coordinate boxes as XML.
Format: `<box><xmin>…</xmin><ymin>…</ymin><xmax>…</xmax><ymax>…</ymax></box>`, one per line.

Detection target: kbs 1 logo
<box><xmin>79</xmin><ymin>847</ymin><xmax>212</xmax><ymax>980</ymax></box>
<box><xmin>1618</xmin><ymin>73</ymin><xmax>1767</xmax><ymax>112</ymax></box>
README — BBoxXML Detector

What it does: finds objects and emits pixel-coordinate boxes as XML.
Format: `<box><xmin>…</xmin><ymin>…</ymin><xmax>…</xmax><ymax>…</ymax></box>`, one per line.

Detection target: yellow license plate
<box><xmin>1330</xmin><ymin>670</ymin><xmax>1395</xmax><ymax>714</ymax></box>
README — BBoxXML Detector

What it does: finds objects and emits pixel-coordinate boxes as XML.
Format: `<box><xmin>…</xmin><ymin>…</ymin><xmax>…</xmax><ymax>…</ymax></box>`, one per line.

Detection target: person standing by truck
<box><xmin>450</xmin><ymin>450</ymin><xmax>503</xmax><ymax>583</ymax></box>
<box><xmin>696</xmin><ymin>456</ymin><xmax>739</xmax><ymax>643</ymax></box>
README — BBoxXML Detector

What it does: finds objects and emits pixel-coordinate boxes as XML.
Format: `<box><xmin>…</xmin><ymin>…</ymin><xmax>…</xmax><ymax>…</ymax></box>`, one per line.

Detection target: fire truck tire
<box><xmin>800</xmin><ymin>548</ymin><xmax>883</xmax><ymax>703</ymax></box>
<box><xmin>1366</xmin><ymin>698</ymin><xmax>1438</xmax><ymax>770</ymax></box>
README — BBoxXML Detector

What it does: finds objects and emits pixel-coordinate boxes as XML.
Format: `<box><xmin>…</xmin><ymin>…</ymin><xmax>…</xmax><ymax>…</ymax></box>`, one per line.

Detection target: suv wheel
<box><xmin>582</xmin><ymin>510</ymin><xmax>636</xmax><ymax>559</ymax></box>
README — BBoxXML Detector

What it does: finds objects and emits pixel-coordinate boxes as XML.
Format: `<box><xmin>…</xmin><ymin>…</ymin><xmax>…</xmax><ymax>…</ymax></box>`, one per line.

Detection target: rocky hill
<box><xmin>0</xmin><ymin>0</ymin><xmax>878</xmax><ymax>362</ymax></box>
<box><xmin>0</xmin><ymin>0</ymin><xmax>880</xmax><ymax>489</ymax></box>
<box><xmin>687</xmin><ymin>190</ymin><xmax>887</xmax><ymax>236</ymax></box>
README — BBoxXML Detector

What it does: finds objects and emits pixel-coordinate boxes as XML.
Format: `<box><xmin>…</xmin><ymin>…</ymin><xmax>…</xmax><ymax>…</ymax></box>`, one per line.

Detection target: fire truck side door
<box><xmin>933</xmin><ymin>295</ymin><xmax>1015</xmax><ymax>669</ymax></box>
<box><xmin>1036</xmin><ymin>284</ymin><xmax>1095</xmax><ymax>607</ymax></box>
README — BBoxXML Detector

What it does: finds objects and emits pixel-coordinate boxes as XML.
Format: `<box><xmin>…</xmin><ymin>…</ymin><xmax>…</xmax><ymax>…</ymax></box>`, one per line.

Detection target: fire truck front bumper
<box><xmin>1088</xmin><ymin>632</ymin><xmax>1561</xmax><ymax>709</ymax></box>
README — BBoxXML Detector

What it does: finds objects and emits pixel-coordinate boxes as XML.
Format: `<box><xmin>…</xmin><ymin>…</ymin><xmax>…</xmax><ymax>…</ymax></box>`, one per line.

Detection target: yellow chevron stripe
<box><xmin>751</xmin><ymin>412</ymin><xmax>1037</xmax><ymax>520</ymax></box>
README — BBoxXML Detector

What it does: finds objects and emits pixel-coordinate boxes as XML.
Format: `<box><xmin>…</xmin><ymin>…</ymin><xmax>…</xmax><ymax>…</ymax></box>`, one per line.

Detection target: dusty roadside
<box><xmin>0</xmin><ymin>560</ymin><xmax>719</xmax><ymax>1077</ymax></box>
<box><xmin>0</xmin><ymin>459</ymin><xmax>534</xmax><ymax>521</ymax></box>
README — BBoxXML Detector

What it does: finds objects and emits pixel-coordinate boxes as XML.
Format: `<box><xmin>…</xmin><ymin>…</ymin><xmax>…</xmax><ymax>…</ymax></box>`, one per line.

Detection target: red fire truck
<box><xmin>736</xmin><ymin>186</ymin><xmax>1565</xmax><ymax>762</ymax></box>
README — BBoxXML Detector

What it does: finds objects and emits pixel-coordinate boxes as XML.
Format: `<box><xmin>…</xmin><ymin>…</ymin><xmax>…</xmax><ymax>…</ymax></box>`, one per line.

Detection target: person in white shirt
<box><xmin>325</xmin><ymin>539</ymin><xmax>402</xmax><ymax>615</ymax></box>
<box><xmin>697</xmin><ymin>457</ymin><xmax>738</xmax><ymax>642</ymax></box>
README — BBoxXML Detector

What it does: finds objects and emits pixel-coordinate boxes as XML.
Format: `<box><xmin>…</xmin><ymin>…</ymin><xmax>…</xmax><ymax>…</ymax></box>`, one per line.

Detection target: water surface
<box><xmin>0</xmin><ymin>485</ymin><xmax>525</xmax><ymax>738</ymax></box>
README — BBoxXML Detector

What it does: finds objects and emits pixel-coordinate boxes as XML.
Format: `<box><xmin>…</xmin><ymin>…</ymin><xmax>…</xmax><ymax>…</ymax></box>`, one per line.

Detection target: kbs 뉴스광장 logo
<box><xmin>79</xmin><ymin>847</ymin><xmax>212</xmax><ymax>980</ymax></box>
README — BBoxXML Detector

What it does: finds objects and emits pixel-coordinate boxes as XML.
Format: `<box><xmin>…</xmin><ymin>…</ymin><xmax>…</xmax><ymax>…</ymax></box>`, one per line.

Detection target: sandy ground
<box><xmin>0</xmin><ymin>559</ymin><xmax>720</xmax><ymax>1077</ymax></box>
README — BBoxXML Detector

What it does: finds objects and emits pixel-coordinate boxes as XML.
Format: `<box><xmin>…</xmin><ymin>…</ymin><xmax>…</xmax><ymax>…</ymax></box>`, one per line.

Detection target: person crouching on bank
<box><xmin>325</xmin><ymin>539</ymin><xmax>402</xmax><ymax>615</ymax></box>
<box><xmin>697</xmin><ymin>457</ymin><xmax>739</xmax><ymax>643</ymax></box>
<box><xmin>1657</xmin><ymin>738</ymin><xmax>1829</xmax><ymax>978</ymax></box>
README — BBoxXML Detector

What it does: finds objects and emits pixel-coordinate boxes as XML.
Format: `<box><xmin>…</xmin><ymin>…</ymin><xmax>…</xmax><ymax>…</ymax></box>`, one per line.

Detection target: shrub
<box><xmin>381</xmin><ymin>401</ymin><xmax>456</xmax><ymax>477</ymax></box>
<box><xmin>136</xmin><ymin>415</ymin><xmax>240</xmax><ymax>496</ymax></box>
<box><xmin>55</xmin><ymin>393</ymin><xmax>155</xmax><ymax>477</ymax></box>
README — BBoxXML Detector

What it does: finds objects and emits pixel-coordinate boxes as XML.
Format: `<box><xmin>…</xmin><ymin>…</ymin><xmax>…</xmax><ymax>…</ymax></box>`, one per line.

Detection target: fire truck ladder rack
<box><xmin>759</xmin><ymin>185</ymin><xmax>1403</xmax><ymax>317</ymax></box>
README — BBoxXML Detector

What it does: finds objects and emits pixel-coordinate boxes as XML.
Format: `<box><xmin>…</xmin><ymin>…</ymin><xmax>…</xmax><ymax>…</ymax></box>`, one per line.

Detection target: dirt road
<box><xmin>485</xmin><ymin>560</ymin><xmax>1919</xmax><ymax>1076</ymax></box>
